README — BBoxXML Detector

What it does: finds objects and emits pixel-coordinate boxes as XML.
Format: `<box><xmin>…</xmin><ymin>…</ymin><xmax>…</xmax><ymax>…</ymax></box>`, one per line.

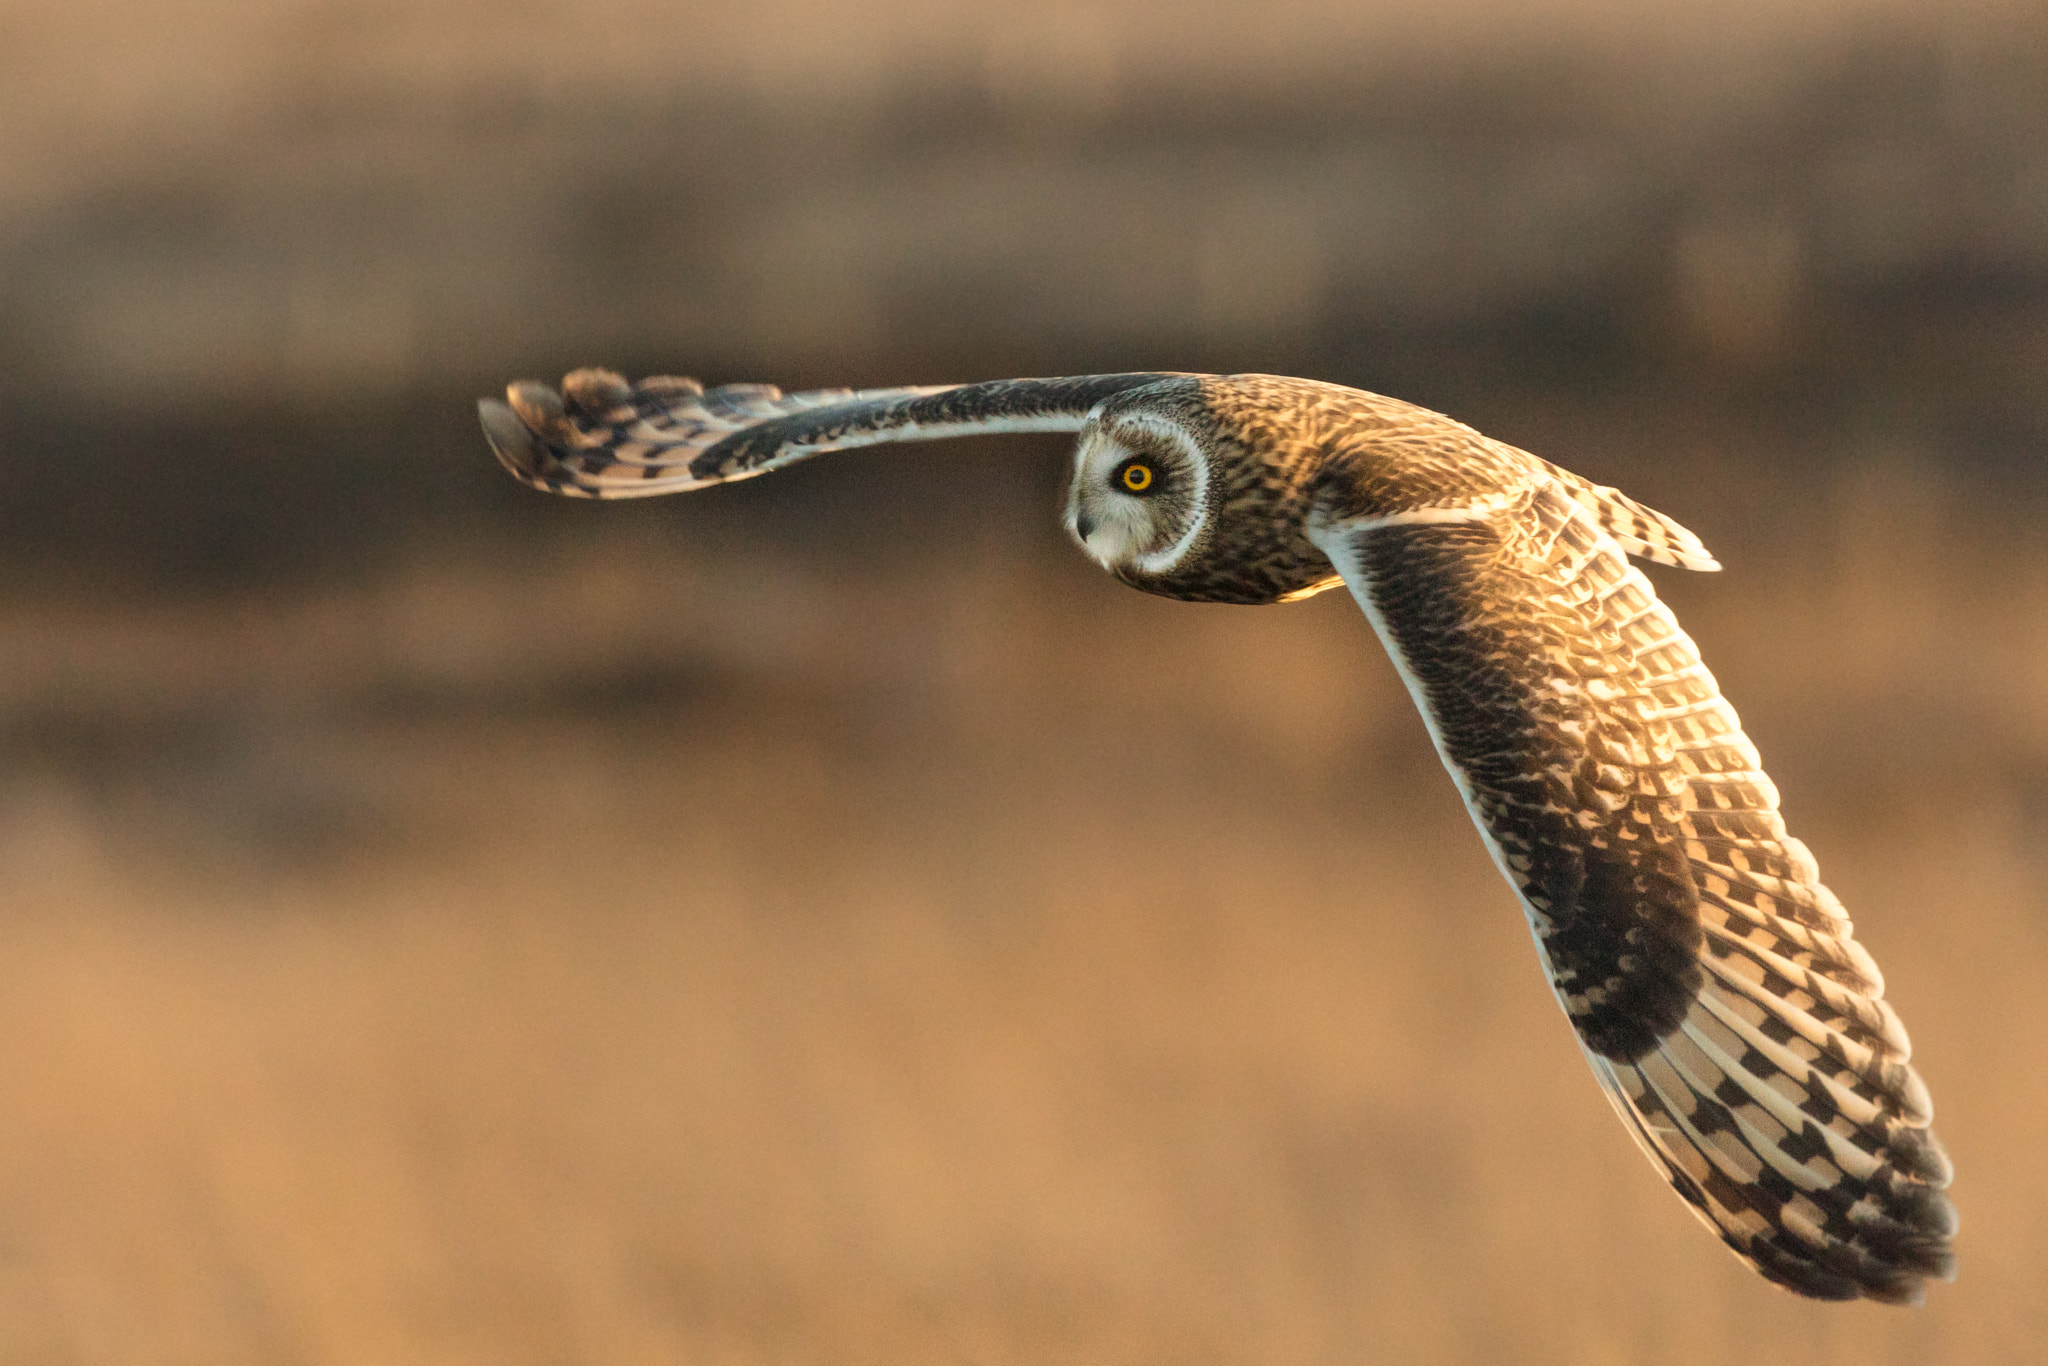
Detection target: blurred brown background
<box><xmin>2</xmin><ymin>0</ymin><xmax>2046</xmax><ymax>1361</ymax></box>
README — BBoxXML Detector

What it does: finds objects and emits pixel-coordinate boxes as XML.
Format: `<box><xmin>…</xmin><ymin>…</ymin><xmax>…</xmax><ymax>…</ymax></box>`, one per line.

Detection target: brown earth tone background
<box><xmin>2</xmin><ymin>1</ymin><xmax>2046</xmax><ymax>1361</ymax></box>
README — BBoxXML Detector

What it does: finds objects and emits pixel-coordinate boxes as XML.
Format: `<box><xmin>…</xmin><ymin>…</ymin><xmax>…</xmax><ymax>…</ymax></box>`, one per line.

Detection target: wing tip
<box><xmin>480</xmin><ymin>373</ymin><xmax>687</xmax><ymax>498</ymax></box>
<box><xmin>1751</xmin><ymin>1232</ymin><xmax>1956</xmax><ymax>1305</ymax></box>
<box><xmin>1679</xmin><ymin>1000</ymin><xmax>1959</xmax><ymax>1302</ymax></box>
<box><xmin>478</xmin><ymin>394</ymin><xmax>547</xmax><ymax>482</ymax></box>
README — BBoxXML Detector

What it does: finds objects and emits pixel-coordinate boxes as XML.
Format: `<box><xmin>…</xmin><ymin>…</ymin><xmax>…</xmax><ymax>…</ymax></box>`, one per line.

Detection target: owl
<box><xmin>479</xmin><ymin>368</ymin><xmax>1956</xmax><ymax>1304</ymax></box>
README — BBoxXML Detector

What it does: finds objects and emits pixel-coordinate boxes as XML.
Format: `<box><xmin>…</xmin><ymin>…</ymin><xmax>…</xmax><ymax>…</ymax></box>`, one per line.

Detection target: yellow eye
<box><xmin>1119</xmin><ymin>461</ymin><xmax>1154</xmax><ymax>493</ymax></box>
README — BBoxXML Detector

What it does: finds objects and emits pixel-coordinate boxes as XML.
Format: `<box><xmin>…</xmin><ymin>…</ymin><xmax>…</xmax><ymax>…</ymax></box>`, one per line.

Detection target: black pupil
<box><xmin>1121</xmin><ymin>461</ymin><xmax>1154</xmax><ymax>492</ymax></box>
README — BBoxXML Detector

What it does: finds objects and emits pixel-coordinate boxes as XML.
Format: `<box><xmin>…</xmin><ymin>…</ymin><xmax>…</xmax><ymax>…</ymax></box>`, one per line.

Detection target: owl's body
<box><xmin>481</xmin><ymin>368</ymin><xmax>1957</xmax><ymax>1304</ymax></box>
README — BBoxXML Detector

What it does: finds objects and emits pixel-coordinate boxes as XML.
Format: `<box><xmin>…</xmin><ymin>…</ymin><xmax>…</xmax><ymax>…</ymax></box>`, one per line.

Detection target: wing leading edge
<box><xmin>479</xmin><ymin>368</ymin><xmax>1179</xmax><ymax>498</ymax></box>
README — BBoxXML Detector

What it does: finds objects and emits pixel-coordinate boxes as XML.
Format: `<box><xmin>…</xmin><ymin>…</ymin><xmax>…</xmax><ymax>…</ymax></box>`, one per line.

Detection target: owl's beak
<box><xmin>1073</xmin><ymin>510</ymin><xmax>1096</xmax><ymax>541</ymax></box>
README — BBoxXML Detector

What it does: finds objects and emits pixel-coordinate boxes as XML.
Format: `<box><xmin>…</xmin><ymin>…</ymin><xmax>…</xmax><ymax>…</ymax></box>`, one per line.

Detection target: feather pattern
<box><xmin>1530</xmin><ymin>454</ymin><xmax>1722</xmax><ymax>571</ymax></box>
<box><xmin>1311</xmin><ymin>479</ymin><xmax>1955</xmax><ymax>1303</ymax></box>
<box><xmin>479</xmin><ymin>368</ymin><xmax>1174</xmax><ymax>497</ymax></box>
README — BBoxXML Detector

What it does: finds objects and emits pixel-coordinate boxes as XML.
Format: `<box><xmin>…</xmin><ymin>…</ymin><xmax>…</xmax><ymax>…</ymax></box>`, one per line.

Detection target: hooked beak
<box><xmin>1073</xmin><ymin>510</ymin><xmax>1096</xmax><ymax>541</ymax></box>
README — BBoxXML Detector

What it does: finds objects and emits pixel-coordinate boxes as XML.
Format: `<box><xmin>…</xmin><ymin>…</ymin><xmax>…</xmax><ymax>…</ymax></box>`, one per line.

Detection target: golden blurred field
<box><xmin>4</xmin><ymin>0</ymin><xmax>2047</xmax><ymax>1360</ymax></box>
<box><xmin>2</xmin><ymin>439</ymin><xmax>2046</xmax><ymax>1362</ymax></box>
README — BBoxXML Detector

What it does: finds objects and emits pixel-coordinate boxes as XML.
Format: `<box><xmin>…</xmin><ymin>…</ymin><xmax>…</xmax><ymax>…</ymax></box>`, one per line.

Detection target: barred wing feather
<box><xmin>1312</xmin><ymin>480</ymin><xmax>1956</xmax><ymax>1303</ymax></box>
<box><xmin>478</xmin><ymin>368</ymin><xmax>1176</xmax><ymax>498</ymax></box>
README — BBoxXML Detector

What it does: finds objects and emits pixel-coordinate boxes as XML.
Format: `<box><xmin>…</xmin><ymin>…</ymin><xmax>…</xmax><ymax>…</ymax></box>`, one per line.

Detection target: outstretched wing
<box><xmin>479</xmin><ymin>368</ymin><xmax>1176</xmax><ymax>498</ymax></box>
<box><xmin>1310</xmin><ymin>480</ymin><xmax>1957</xmax><ymax>1304</ymax></box>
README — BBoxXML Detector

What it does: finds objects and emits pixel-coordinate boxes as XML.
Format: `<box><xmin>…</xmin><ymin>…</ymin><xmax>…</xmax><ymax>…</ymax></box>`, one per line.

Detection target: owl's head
<box><xmin>1064</xmin><ymin>402</ymin><xmax>1209</xmax><ymax>577</ymax></box>
<box><xmin>1062</xmin><ymin>378</ymin><xmax>1342</xmax><ymax>605</ymax></box>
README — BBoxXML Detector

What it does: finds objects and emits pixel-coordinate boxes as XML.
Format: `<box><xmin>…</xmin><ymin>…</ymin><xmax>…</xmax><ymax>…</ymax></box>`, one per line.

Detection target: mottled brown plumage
<box><xmin>480</xmin><ymin>368</ymin><xmax>1955</xmax><ymax>1304</ymax></box>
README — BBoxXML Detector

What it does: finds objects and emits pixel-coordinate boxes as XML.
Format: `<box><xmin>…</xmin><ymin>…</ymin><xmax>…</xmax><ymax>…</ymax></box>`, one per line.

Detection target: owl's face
<box><xmin>1063</xmin><ymin>385</ymin><xmax>1342</xmax><ymax>605</ymax></box>
<box><xmin>1064</xmin><ymin>409</ymin><xmax>1210</xmax><ymax>581</ymax></box>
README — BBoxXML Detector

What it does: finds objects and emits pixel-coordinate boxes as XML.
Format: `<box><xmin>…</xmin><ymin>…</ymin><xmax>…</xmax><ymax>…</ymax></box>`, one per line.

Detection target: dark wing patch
<box><xmin>1332</xmin><ymin>494</ymin><xmax>1708</xmax><ymax>1059</ymax></box>
<box><xmin>479</xmin><ymin>368</ymin><xmax>1178</xmax><ymax>498</ymax></box>
<box><xmin>1315</xmin><ymin>482</ymin><xmax>1955</xmax><ymax>1303</ymax></box>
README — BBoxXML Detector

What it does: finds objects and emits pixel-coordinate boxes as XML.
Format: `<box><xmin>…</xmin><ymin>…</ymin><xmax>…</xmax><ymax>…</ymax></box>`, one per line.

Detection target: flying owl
<box><xmin>478</xmin><ymin>368</ymin><xmax>1956</xmax><ymax>1304</ymax></box>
